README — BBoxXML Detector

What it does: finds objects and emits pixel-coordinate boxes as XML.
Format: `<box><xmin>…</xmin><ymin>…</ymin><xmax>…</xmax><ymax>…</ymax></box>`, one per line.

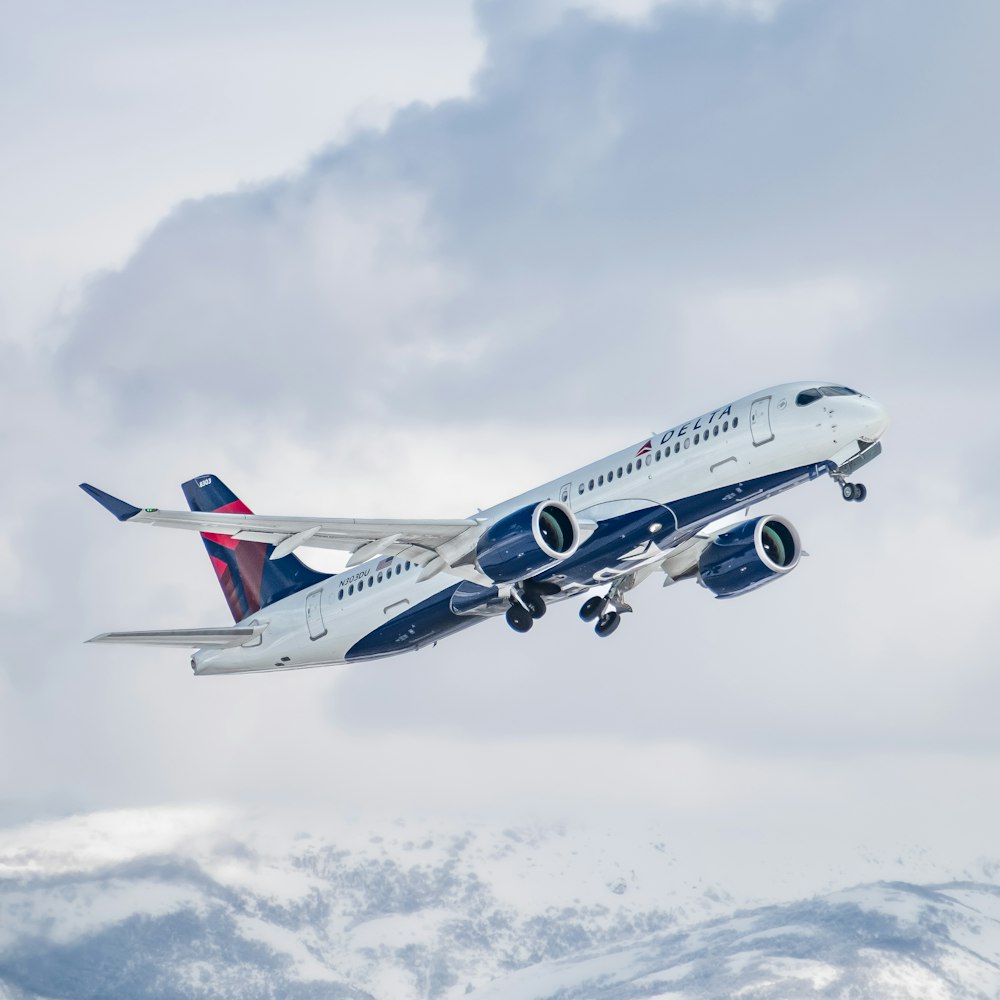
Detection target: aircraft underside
<box><xmin>345</xmin><ymin>461</ymin><xmax>835</xmax><ymax>660</ymax></box>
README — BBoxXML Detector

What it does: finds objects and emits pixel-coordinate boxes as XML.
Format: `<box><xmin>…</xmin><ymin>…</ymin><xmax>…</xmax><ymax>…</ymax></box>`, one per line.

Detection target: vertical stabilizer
<box><xmin>182</xmin><ymin>475</ymin><xmax>329</xmax><ymax>622</ymax></box>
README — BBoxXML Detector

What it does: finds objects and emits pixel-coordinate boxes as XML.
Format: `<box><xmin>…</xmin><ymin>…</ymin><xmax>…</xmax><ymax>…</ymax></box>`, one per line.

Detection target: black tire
<box><xmin>854</xmin><ymin>483</ymin><xmax>868</xmax><ymax>502</ymax></box>
<box><xmin>580</xmin><ymin>596</ymin><xmax>604</xmax><ymax>622</ymax></box>
<box><xmin>506</xmin><ymin>604</ymin><xmax>533</xmax><ymax>633</ymax></box>
<box><xmin>595</xmin><ymin>611</ymin><xmax>621</xmax><ymax>637</ymax></box>
<box><xmin>841</xmin><ymin>482</ymin><xmax>856</xmax><ymax>501</ymax></box>
<box><xmin>524</xmin><ymin>592</ymin><xmax>547</xmax><ymax>619</ymax></box>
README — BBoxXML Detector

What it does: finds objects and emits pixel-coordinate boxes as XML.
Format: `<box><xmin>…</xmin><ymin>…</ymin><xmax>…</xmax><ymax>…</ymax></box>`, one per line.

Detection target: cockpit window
<box><xmin>797</xmin><ymin>385</ymin><xmax>859</xmax><ymax>406</ymax></box>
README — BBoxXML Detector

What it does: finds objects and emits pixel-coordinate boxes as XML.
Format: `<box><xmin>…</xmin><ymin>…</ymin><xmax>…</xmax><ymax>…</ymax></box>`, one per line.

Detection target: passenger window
<box><xmin>395</xmin><ymin>564</ymin><xmax>401</xmax><ymax>575</ymax></box>
<box><xmin>713</xmin><ymin>425</ymin><xmax>719</xmax><ymax>436</ymax></box>
<box><xmin>674</xmin><ymin>442</ymin><xmax>680</xmax><ymax>453</ymax></box>
<box><xmin>733</xmin><ymin>417</ymin><xmax>739</xmax><ymax>427</ymax></box>
<box><xmin>655</xmin><ymin>450</ymin><xmax>661</xmax><ymax>461</ymax></box>
<box><xmin>349</xmin><ymin>584</ymin><xmax>355</xmax><ymax>595</ymax></box>
<box><xmin>694</xmin><ymin>433</ymin><xmax>700</xmax><ymax>445</ymax></box>
<box><xmin>723</xmin><ymin>420</ymin><xmax>729</xmax><ymax>432</ymax></box>
<box><xmin>588</xmin><ymin>479</ymin><xmax>594</xmax><ymax>490</ymax></box>
<box><xmin>368</xmin><ymin>577</ymin><xmax>374</xmax><ymax>588</ymax></box>
<box><xmin>338</xmin><ymin>589</ymin><xmax>344</xmax><ymax>600</ymax></box>
<box><xmin>617</xmin><ymin>467</ymin><xmax>623</xmax><ymax>478</ymax></box>
<box><xmin>405</xmin><ymin>561</ymin><xmax>411</xmax><ymax>570</ymax></box>
<box><xmin>627</xmin><ymin>462</ymin><xmax>633</xmax><ymax>474</ymax></box>
<box><xmin>684</xmin><ymin>438</ymin><xmax>690</xmax><ymax>449</ymax></box>
<box><xmin>377</xmin><ymin>572</ymin><xmax>383</xmax><ymax>583</ymax></box>
<box><xmin>645</xmin><ymin>454</ymin><xmax>652</xmax><ymax>466</ymax></box>
<box><xmin>598</xmin><ymin>474</ymin><xmax>604</xmax><ymax>486</ymax></box>
<box><xmin>578</xmin><ymin>483</ymin><xmax>585</xmax><ymax>495</ymax></box>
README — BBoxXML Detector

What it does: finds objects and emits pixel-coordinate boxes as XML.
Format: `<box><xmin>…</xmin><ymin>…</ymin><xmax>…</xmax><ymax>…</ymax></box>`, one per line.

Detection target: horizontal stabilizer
<box><xmin>79</xmin><ymin>483</ymin><xmax>142</xmax><ymax>521</ymax></box>
<box><xmin>86</xmin><ymin>626</ymin><xmax>264</xmax><ymax>648</ymax></box>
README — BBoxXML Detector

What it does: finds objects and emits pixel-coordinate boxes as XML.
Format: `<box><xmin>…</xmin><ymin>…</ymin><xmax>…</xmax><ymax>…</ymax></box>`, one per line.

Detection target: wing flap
<box><xmin>87</xmin><ymin>627</ymin><xmax>264</xmax><ymax>648</ymax></box>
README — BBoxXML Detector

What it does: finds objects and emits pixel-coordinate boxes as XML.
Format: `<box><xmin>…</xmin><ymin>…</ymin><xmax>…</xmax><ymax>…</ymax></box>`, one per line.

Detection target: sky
<box><xmin>2</xmin><ymin>0</ymin><xmax>1000</xmax><ymax>896</ymax></box>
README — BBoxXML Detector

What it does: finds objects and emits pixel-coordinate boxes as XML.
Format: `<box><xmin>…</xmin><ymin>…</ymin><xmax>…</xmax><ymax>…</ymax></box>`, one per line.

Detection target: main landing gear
<box><xmin>579</xmin><ymin>577</ymin><xmax>635</xmax><ymax>638</ymax></box>
<box><xmin>504</xmin><ymin>582</ymin><xmax>556</xmax><ymax>633</ymax></box>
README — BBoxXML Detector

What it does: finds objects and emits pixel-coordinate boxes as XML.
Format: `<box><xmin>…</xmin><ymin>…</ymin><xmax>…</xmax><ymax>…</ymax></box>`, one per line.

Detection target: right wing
<box><xmin>80</xmin><ymin>483</ymin><xmax>484</xmax><ymax>581</ymax></box>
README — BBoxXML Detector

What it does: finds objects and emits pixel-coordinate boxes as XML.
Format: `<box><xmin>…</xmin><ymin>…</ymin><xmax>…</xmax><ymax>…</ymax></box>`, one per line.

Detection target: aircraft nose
<box><xmin>860</xmin><ymin>397</ymin><xmax>890</xmax><ymax>442</ymax></box>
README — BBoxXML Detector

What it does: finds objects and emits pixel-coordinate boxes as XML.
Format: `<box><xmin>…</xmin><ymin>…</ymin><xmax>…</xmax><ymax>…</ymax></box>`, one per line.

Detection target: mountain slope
<box><xmin>2</xmin><ymin>810</ymin><xmax>999</xmax><ymax>999</ymax></box>
<box><xmin>477</xmin><ymin>882</ymin><xmax>1000</xmax><ymax>1000</ymax></box>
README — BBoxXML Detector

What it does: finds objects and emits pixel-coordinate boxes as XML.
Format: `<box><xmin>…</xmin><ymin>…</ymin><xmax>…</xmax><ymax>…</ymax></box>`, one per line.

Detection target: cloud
<box><xmin>1</xmin><ymin>0</ymin><xmax>999</xmax><ymax>897</ymax></box>
<box><xmin>51</xmin><ymin>0</ymin><xmax>1000</xmax><ymax>451</ymax></box>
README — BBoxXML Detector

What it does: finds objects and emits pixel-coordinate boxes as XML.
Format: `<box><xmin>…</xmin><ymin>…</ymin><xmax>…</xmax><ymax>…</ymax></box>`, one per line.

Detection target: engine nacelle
<box><xmin>698</xmin><ymin>515</ymin><xmax>801</xmax><ymax>599</ymax></box>
<box><xmin>476</xmin><ymin>500</ymin><xmax>581</xmax><ymax>584</ymax></box>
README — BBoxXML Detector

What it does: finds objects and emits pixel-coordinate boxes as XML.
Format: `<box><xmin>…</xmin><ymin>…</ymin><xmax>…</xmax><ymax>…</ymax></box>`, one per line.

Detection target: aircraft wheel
<box><xmin>595</xmin><ymin>611</ymin><xmax>621</xmax><ymax>637</ymax></box>
<box><xmin>854</xmin><ymin>483</ymin><xmax>868</xmax><ymax>502</ymax></box>
<box><xmin>524</xmin><ymin>592</ymin><xmax>547</xmax><ymax>619</ymax></box>
<box><xmin>841</xmin><ymin>482</ymin><xmax>857</xmax><ymax>501</ymax></box>
<box><xmin>506</xmin><ymin>603</ymin><xmax>534</xmax><ymax>633</ymax></box>
<box><xmin>580</xmin><ymin>596</ymin><xmax>604</xmax><ymax>623</ymax></box>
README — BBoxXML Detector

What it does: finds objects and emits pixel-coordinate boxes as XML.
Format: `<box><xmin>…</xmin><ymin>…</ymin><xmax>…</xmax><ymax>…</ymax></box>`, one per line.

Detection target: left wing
<box><xmin>80</xmin><ymin>483</ymin><xmax>483</xmax><ymax>580</ymax></box>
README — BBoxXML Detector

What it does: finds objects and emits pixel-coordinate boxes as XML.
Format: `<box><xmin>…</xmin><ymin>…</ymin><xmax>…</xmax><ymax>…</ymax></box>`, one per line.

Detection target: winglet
<box><xmin>79</xmin><ymin>483</ymin><xmax>142</xmax><ymax>521</ymax></box>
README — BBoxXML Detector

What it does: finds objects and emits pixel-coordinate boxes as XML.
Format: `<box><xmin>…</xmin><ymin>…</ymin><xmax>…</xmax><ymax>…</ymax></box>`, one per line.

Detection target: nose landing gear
<box><xmin>839</xmin><ymin>481</ymin><xmax>867</xmax><ymax>502</ymax></box>
<box><xmin>832</xmin><ymin>443</ymin><xmax>880</xmax><ymax>503</ymax></box>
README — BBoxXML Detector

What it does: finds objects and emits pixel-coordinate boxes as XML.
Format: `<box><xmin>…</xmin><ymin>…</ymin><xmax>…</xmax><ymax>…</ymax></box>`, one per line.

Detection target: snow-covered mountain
<box><xmin>1</xmin><ymin>808</ymin><xmax>998</xmax><ymax>999</ymax></box>
<box><xmin>477</xmin><ymin>882</ymin><xmax>1000</xmax><ymax>1000</ymax></box>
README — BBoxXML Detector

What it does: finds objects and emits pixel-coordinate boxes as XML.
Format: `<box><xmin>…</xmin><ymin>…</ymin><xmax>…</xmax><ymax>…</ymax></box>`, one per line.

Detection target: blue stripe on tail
<box><xmin>182</xmin><ymin>474</ymin><xmax>330</xmax><ymax>622</ymax></box>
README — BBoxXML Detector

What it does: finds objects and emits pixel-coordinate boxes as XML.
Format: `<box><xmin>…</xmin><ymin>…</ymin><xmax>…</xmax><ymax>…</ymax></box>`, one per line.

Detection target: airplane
<box><xmin>81</xmin><ymin>381</ymin><xmax>888</xmax><ymax>675</ymax></box>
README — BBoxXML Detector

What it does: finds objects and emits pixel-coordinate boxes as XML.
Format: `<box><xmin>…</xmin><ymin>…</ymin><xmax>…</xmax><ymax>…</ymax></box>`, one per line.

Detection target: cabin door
<box><xmin>305</xmin><ymin>589</ymin><xmax>327</xmax><ymax>640</ymax></box>
<box><xmin>750</xmin><ymin>396</ymin><xmax>775</xmax><ymax>446</ymax></box>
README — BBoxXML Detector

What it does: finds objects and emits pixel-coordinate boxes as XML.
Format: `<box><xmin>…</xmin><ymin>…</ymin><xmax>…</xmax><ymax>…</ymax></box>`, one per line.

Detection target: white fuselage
<box><xmin>192</xmin><ymin>381</ymin><xmax>888</xmax><ymax>674</ymax></box>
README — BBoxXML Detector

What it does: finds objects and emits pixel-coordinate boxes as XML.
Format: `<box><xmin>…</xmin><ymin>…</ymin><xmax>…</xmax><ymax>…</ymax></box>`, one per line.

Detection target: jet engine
<box><xmin>698</xmin><ymin>515</ymin><xmax>800</xmax><ymax>598</ymax></box>
<box><xmin>476</xmin><ymin>500</ymin><xmax>581</xmax><ymax>584</ymax></box>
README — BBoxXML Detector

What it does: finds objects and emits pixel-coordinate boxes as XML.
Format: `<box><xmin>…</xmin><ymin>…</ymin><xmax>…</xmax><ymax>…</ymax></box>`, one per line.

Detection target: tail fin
<box><xmin>182</xmin><ymin>474</ymin><xmax>330</xmax><ymax>622</ymax></box>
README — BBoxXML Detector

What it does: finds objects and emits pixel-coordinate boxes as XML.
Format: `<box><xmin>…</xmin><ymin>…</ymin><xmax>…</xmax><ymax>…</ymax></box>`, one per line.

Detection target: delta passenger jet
<box><xmin>82</xmin><ymin>382</ymin><xmax>888</xmax><ymax>675</ymax></box>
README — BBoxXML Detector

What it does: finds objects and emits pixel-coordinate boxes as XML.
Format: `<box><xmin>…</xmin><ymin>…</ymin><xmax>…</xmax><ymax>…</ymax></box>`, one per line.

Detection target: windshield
<box><xmin>796</xmin><ymin>385</ymin><xmax>859</xmax><ymax>405</ymax></box>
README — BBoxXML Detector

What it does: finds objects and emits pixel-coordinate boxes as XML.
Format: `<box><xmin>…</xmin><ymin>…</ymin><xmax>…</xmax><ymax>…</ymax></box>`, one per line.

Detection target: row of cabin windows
<box><xmin>576</xmin><ymin>417</ymin><xmax>739</xmax><ymax>494</ymax></box>
<box><xmin>338</xmin><ymin>560</ymin><xmax>412</xmax><ymax>599</ymax></box>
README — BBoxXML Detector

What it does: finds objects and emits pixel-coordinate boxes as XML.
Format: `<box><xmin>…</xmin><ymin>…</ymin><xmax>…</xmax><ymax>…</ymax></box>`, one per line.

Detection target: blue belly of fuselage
<box><xmin>345</xmin><ymin>463</ymin><xmax>829</xmax><ymax>660</ymax></box>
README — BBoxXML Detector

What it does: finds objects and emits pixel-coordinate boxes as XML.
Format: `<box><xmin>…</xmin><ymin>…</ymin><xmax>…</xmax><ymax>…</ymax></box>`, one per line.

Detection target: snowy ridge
<box><xmin>1</xmin><ymin>809</ymin><xmax>999</xmax><ymax>998</ymax></box>
<box><xmin>475</xmin><ymin>882</ymin><xmax>1000</xmax><ymax>1000</ymax></box>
